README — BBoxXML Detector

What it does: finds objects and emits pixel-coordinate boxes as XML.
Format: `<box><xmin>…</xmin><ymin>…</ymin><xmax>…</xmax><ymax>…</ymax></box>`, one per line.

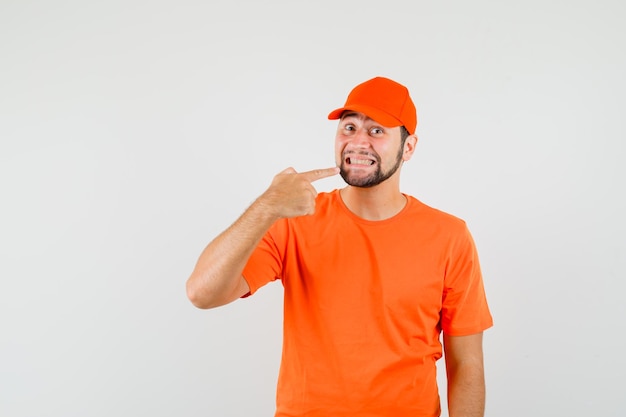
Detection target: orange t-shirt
<box><xmin>243</xmin><ymin>190</ymin><xmax>493</xmax><ymax>417</ymax></box>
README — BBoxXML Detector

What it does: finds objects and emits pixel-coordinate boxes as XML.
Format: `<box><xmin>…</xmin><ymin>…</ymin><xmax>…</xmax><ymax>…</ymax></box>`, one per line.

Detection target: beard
<box><xmin>339</xmin><ymin>146</ymin><xmax>404</xmax><ymax>188</ymax></box>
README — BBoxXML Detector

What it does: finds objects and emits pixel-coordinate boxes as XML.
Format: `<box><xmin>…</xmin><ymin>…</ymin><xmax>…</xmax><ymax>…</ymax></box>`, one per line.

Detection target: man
<box><xmin>186</xmin><ymin>76</ymin><xmax>493</xmax><ymax>417</ymax></box>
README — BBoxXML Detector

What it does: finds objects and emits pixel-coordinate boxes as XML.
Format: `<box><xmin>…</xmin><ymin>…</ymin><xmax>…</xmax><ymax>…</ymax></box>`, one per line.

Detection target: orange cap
<box><xmin>328</xmin><ymin>76</ymin><xmax>417</xmax><ymax>134</ymax></box>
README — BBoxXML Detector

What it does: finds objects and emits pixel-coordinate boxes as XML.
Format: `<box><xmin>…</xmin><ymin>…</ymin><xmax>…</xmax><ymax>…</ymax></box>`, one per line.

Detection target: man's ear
<box><xmin>402</xmin><ymin>134</ymin><xmax>418</xmax><ymax>161</ymax></box>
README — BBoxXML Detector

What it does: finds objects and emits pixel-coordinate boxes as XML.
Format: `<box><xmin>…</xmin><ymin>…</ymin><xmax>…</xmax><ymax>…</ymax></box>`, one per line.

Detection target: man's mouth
<box><xmin>345</xmin><ymin>153</ymin><xmax>377</xmax><ymax>166</ymax></box>
<box><xmin>347</xmin><ymin>157</ymin><xmax>375</xmax><ymax>165</ymax></box>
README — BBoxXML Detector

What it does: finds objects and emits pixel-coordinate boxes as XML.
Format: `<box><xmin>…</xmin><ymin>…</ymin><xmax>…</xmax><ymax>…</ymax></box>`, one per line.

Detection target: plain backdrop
<box><xmin>1</xmin><ymin>1</ymin><xmax>625</xmax><ymax>416</ymax></box>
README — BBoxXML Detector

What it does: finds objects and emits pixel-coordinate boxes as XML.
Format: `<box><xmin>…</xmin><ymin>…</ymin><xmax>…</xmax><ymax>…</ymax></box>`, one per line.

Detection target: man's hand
<box><xmin>186</xmin><ymin>166</ymin><xmax>338</xmax><ymax>309</ymax></box>
<box><xmin>258</xmin><ymin>166</ymin><xmax>339</xmax><ymax>219</ymax></box>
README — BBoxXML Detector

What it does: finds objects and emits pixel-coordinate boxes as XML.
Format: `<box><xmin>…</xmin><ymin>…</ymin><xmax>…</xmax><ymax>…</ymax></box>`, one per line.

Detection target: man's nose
<box><xmin>348</xmin><ymin>129</ymin><xmax>371</xmax><ymax>148</ymax></box>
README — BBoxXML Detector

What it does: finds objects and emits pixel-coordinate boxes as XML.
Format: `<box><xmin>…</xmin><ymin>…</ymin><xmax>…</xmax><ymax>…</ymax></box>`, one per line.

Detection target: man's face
<box><xmin>334</xmin><ymin>112</ymin><xmax>405</xmax><ymax>188</ymax></box>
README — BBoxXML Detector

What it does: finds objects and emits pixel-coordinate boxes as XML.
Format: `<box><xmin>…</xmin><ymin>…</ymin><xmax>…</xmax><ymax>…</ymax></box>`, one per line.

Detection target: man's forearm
<box><xmin>186</xmin><ymin>197</ymin><xmax>278</xmax><ymax>309</ymax></box>
<box><xmin>185</xmin><ymin>166</ymin><xmax>339</xmax><ymax>309</ymax></box>
<box><xmin>447</xmin><ymin>361</ymin><xmax>486</xmax><ymax>417</ymax></box>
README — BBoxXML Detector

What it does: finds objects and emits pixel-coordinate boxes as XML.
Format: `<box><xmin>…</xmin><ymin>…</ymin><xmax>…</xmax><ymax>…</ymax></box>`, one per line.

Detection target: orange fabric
<box><xmin>243</xmin><ymin>190</ymin><xmax>493</xmax><ymax>417</ymax></box>
<box><xmin>327</xmin><ymin>76</ymin><xmax>418</xmax><ymax>134</ymax></box>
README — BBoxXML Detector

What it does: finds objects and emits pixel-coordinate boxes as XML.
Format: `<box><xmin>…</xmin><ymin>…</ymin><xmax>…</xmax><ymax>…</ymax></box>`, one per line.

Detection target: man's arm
<box><xmin>185</xmin><ymin>166</ymin><xmax>339</xmax><ymax>309</ymax></box>
<box><xmin>443</xmin><ymin>332</ymin><xmax>486</xmax><ymax>417</ymax></box>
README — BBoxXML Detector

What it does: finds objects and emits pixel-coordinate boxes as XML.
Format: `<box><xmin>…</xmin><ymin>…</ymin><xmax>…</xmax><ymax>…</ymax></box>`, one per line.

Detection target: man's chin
<box><xmin>340</xmin><ymin>170</ymin><xmax>380</xmax><ymax>188</ymax></box>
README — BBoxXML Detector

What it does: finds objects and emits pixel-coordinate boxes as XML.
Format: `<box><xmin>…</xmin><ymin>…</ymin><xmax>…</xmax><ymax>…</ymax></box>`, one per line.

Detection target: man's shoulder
<box><xmin>313</xmin><ymin>189</ymin><xmax>342</xmax><ymax>212</ymax></box>
<box><xmin>405</xmin><ymin>195</ymin><xmax>468</xmax><ymax>229</ymax></box>
<box><xmin>315</xmin><ymin>189</ymin><xmax>339</xmax><ymax>202</ymax></box>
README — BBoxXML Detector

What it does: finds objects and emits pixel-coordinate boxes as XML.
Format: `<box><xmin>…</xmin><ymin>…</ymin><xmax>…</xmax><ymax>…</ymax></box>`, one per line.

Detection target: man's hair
<box><xmin>400</xmin><ymin>126</ymin><xmax>410</xmax><ymax>146</ymax></box>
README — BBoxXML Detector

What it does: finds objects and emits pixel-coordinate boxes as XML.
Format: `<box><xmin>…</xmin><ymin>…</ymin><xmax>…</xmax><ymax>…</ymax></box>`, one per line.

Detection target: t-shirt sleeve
<box><xmin>440</xmin><ymin>223</ymin><xmax>493</xmax><ymax>336</ymax></box>
<box><xmin>241</xmin><ymin>219</ymin><xmax>287</xmax><ymax>296</ymax></box>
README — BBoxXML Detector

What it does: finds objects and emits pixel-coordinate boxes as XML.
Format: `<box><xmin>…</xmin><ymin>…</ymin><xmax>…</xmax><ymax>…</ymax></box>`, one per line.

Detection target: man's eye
<box><xmin>345</xmin><ymin>125</ymin><xmax>355</xmax><ymax>131</ymax></box>
<box><xmin>371</xmin><ymin>128</ymin><xmax>383</xmax><ymax>134</ymax></box>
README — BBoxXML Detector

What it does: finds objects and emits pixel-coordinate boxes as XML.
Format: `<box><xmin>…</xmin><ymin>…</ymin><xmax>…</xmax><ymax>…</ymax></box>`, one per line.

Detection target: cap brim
<box><xmin>327</xmin><ymin>104</ymin><xmax>403</xmax><ymax>130</ymax></box>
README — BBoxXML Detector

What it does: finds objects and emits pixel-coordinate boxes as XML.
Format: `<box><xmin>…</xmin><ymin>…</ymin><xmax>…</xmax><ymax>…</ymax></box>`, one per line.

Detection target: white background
<box><xmin>1</xmin><ymin>1</ymin><xmax>625</xmax><ymax>416</ymax></box>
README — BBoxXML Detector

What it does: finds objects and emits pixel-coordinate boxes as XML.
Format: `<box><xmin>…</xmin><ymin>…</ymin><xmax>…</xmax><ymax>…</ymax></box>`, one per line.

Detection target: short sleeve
<box><xmin>440</xmin><ymin>224</ymin><xmax>493</xmax><ymax>336</ymax></box>
<box><xmin>241</xmin><ymin>219</ymin><xmax>288</xmax><ymax>296</ymax></box>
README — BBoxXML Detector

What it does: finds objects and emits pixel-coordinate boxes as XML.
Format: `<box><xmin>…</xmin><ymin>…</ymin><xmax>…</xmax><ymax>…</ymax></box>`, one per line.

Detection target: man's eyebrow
<box><xmin>340</xmin><ymin>112</ymin><xmax>366</xmax><ymax>121</ymax></box>
<box><xmin>340</xmin><ymin>112</ymin><xmax>384</xmax><ymax>129</ymax></box>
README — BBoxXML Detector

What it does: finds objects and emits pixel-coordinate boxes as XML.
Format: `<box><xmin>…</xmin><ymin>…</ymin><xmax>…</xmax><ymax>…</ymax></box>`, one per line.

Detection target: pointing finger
<box><xmin>300</xmin><ymin>167</ymin><xmax>340</xmax><ymax>183</ymax></box>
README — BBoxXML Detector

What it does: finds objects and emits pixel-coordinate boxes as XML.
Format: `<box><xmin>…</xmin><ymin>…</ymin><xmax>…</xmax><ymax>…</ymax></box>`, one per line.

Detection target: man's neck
<box><xmin>339</xmin><ymin>183</ymin><xmax>407</xmax><ymax>221</ymax></box>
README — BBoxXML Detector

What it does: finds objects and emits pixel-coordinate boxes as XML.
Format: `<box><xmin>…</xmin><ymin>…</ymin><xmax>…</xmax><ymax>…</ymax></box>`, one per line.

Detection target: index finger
<box><xmin>299</xmin><ymin>167</ymin><xmax>340</xmax><ymax>183</ymax></box>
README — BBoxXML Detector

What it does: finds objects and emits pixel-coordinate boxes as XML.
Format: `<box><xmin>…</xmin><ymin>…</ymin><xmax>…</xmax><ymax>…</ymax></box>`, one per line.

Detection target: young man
<box><xmin>186</xmin><ymin>77</ymin><xmax>493</xmax><ymax>417</ymax></box>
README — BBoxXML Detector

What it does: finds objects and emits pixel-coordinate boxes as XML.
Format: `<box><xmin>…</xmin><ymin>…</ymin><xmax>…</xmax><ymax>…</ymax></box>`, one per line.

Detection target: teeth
<box><xmin>351</xmin><ymin>158</ymin><xmax>373</xmax><ymax>165</ymax></box>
